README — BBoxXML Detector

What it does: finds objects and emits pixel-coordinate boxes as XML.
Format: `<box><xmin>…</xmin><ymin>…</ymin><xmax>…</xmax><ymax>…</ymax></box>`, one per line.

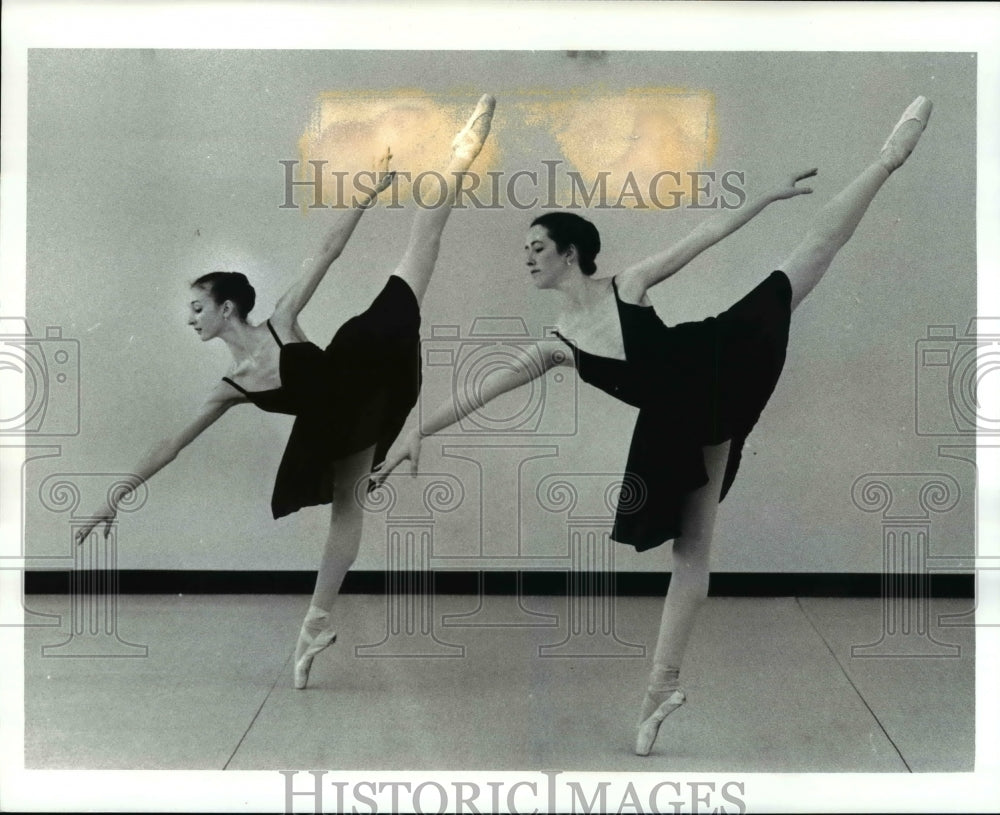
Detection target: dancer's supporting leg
<box><xmin>635</xmin><ymin>439</ymin><xmax>730</xmax><ymax>756</ymax></box>
<box><xmin>782</xmin><ymin>96</ymin><xmax>932</xmax><ymax>312</ymax></box>
<box><xmin>392</xmin><ymin>94</ymin><xmax>496</xmax><ymax>304</ymax></box>
<box><xmin>294</xmin><ymin>444</ymin><xmax>374</xmax><ymax>689</ymax></box>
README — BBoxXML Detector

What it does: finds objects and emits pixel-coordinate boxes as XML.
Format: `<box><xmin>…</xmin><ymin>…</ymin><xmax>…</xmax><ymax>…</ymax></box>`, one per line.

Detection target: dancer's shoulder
<box><xmin>612</xmin><ymin>272</ymin><xmax>653</xmax><ymax>307</ymax></box>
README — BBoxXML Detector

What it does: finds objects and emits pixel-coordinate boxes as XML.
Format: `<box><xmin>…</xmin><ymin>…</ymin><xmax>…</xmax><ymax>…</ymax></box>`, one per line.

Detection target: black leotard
<box><xmin>555</xmin><ymin>270</ymin><xmax>791</xmax><ymax>551</ymax></box>
<box><xmin>223</xmin><ymin>275</ymin><xmax>421</xmax><ymax>519</ymax></box>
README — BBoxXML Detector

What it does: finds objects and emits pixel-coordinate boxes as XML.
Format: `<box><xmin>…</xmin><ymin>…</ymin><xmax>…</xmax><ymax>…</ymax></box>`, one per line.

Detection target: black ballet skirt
<box><xmin>555</xmin><ymin>271</ymin><xmax>792</xmax><ymax>551</ymax></box>
<box><xmin>223</xmin><ymin>275</ymin><xmax>421</xmax><ymax>519</ymax></box>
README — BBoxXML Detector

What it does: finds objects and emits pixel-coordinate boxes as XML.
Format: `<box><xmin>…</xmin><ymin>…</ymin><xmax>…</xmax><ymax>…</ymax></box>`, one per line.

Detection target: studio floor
<box><xmin>22</xmin><ymin>594</ymin><xmax>974</xmax><ymax>772</ymax></box>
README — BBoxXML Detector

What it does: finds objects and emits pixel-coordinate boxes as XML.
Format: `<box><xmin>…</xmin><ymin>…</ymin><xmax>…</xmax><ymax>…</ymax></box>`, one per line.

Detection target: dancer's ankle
<box><xmin>641</xmin><ymin>665</ymin><xmax>681</xmax><ymax>720</ymax></box>
<box><xmin>647</xmin><ymin>665</ymin><xmax>680</xmax><ymax>694</ymax></box>
<box><xmin>302</xmin><ymin>604</ymin><xmax>332</xmax><ymax>635</ymax></box>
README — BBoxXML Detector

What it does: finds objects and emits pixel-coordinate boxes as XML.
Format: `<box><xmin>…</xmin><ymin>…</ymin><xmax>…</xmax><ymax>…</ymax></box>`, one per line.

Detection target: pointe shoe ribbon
<box><xmin>634</xmin><ymin>689</ymin><xmax>686</xmax><ymax>757</ymax></box>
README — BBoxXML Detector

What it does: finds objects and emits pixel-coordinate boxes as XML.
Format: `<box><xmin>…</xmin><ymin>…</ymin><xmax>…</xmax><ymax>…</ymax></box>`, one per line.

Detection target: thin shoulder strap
<box><xmin>265</xmin><ymin>319</ymin><xmax>284</xmax><ymax>347</ymax></box>
<box><xmin>552</xmin><ymin>329</ymin><xmax>577</xmax><ymax>355</ymax></box>
<box><xmin>222</xmin><ymin>376</ymin><xmax>248</xmax><ymax>395</ymax></box>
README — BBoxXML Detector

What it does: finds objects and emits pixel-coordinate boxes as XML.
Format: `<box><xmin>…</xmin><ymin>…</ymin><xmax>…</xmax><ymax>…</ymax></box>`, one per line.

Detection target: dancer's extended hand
<box><xmin>374</xmin><ymin>147</ymin><xmax>396</xmax><ymax>195</ymax></box>
<box><xmin>74</xmin><ymin>502</ymin><xmax>117</xmax><ymax>545</ymax></box>
<box><xmin>773</xmin><ymin>168</ymin><xmax>818</xmax><ymax>200</ymax></box>
<box><xmin>372</xmin><ymin>429</ymin><xmax>422</xmax><ymax>488</ymax></box>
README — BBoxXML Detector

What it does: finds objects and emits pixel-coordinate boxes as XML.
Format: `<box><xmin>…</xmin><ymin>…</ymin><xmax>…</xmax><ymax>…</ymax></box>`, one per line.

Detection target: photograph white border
<box><xmin>2</xmin><ymin>1</ymin><xmax>998</xmax><ymax>812</ymax></box>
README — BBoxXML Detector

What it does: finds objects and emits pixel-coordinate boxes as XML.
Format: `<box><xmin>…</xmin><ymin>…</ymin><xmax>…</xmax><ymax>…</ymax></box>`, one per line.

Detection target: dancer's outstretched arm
<box><xmin>272</xmin><ymin>150</ymin><xmax>396</xmax><ymax>325</ymax></box>
<box><xmin>75</xmin><ymin>383</ymin><xmax>240</xmax><ymax>542</ymax></box>
<box><xmin>616</xmin><ymin>169</ymin><xmax>816</xmax><ymax>302</ymax></box>
<box><xmin>374</xmin><ymin>347</ymin><xmax>565</xmax><ymax>483</ymax></box>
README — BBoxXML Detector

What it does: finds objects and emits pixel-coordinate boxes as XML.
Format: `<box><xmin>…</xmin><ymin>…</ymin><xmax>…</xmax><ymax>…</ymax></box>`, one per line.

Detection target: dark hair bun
<box><xmin>192</xmin><ymin>271</ymin><xmax>256</xmax><ymax>320</ymax></box>
<box><xmin>530</xmin><ymin>213</ymin><xmax>601</xmax><ymax>276</ymax></box>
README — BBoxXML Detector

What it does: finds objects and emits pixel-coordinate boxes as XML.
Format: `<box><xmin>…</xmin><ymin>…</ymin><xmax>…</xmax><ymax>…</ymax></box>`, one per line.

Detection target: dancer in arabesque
<box><xmin>377</xmin><ymin>96</ymin><xmax>932</xmax><ymax>755</ymax></box>
<box><xmin>76</xmin><ymin>94</ymin><xmax>497</xmax><ymax>690</ymax></box>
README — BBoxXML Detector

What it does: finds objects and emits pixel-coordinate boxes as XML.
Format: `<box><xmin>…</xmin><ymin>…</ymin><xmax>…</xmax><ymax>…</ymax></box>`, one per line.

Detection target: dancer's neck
<box><xmin>219</xmin><ymin>320</ymin><xmax>266</xmax><ymax>362</ymax></box>
<box><xmin>554</xmin><ymin>271</ymin><xmax>613</xmax><ymax>312</ymax></box>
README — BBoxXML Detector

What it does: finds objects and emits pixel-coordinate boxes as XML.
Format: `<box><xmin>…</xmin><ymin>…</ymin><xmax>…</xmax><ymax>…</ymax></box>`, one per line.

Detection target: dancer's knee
<box><xmin>784</xmin><ymin>230</ymin><xmax>839</xmax><ymax>276</ymax></box>
<box><xmin>403</xmin><ymin>233</ymin><xmax>442</xmax><ymax>264</ymax></box>
<box><xmin>670</xmin><ymin>539</ymin><xmax>711</xmax><ymax>592</ymax></box>
<box><xmin>331</xmin><ymin>480</ymin><xmax>364</xmax><ymax>515</ymax></box>
<box><xmin>671</xmin><ymin>520</ymin><xmax>714</xmax><ymax>559</ymax></box>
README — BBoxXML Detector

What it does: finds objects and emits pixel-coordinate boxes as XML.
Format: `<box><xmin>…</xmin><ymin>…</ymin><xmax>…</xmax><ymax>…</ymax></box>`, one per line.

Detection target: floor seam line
<box><xmin>222</xmin><ymin>652</ymin><xmax>294</xmax><ymax>770</ymax></box>
<box><xmin>793</xmin><ymin>596</ymin><xmax>912</xmax><ymax>773</ymax></box>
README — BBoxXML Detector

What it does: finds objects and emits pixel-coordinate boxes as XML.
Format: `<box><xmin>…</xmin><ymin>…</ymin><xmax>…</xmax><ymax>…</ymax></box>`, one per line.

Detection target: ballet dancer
<box><xmin>76</xmin><ymin>93</ymin><xmax>497</xmax><ymax>690</ymax></box>
<box><xmin>377</xmin><ymin>96</ymin><xmax>932</xmax><ymax>754</ymax></box>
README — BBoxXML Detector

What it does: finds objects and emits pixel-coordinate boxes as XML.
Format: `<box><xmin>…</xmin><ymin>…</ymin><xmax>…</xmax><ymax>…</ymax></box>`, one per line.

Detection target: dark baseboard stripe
<box><xmin>23</xmin><ymin>570</ymin><xmax>975</xmax><ymax>598</ymax></box>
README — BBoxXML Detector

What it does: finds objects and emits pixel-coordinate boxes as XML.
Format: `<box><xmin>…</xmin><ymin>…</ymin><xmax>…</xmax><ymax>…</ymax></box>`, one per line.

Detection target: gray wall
<box><xmin>25</xmin><ymin>50</ymin><xmax>976</xmax><ymax>572</ymax></box>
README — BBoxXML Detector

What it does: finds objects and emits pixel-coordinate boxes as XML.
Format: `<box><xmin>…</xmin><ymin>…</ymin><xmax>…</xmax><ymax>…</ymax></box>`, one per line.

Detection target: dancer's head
<box><xmin>189</xmin><ymin>271</ymin><xmax>256</xmax><ymax>340</ymax></box>
<box><xmin>525</xmin><ymin>213</ymin><xmax>601</xmax><ymax>288</ymax></box>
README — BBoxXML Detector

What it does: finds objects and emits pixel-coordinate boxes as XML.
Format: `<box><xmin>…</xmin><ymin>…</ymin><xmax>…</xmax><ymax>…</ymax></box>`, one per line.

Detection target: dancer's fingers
<box><xmin>375</xmin><ymin>169</ymin><xmax>396</xmax><ymax>194</ymax></box>
<box><xmin>377</xmin><ymin>147</ymin><xmax>393</xmax><ymax>175</ymax></box>
<box><xmin>776</xmin><ymin>171</ymin><xmax>815</xmax><ymax>199</ymax></box>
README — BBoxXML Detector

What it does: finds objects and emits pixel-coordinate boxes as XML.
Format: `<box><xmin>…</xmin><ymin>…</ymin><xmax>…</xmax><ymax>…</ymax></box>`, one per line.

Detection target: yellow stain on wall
<box><xmin>298</xmin><ymin>90</ymin><xmax>501</xmax><ymax>208</ymax></box>
<box><xmin>297</xmin><ymin>88</ymin><xmax>715</xmax><ymax>209</ymax></box>
<box><xmin>521</xmin><ymin>88</ymin><xmax>716</xmax><ymax>208</ymax></box>
<box><xmin>549</xmin><ymin>89</ymin><xmax>714</xmax><ymax>176</ymax></box>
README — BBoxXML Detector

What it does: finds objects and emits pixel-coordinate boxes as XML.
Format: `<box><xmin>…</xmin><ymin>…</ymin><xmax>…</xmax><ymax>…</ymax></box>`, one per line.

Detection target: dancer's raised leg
<box><xmin>782</xmin><ymin>96</ymin><xmax>932</xmax><ymax>312</ymax></box>
<box><xmin>393</xmin><ymin>94</ymin><xmax>495</xmax><ymax>304</ymax></box>
<box><xmin>635</xmin><ymin>439</ymin><xmax>730</xmax><ymax>756</ymax></box>
<box><xmin>293</xmin><ymin>444</ymin><xmax>374</xmax><ymax>689</ymax></box>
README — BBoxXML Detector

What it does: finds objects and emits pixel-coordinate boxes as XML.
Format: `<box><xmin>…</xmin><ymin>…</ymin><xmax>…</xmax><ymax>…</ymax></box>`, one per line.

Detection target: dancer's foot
<box><xmin>880</xmin><ymin>96</ymin><xmax>933</xmax><ymax>173</ymax></box>
<box><xmin>450</xmin><ymin>94</ymin><xmax>496</xmax><ymax>165</ymax></box>
<box><xmin>293</xmin><ymin>605</ymin><xmax>337</xmax><ymax>690</ymax></box>
<box><xmin>635</xmin><ymin>689</ymin><xmax>686</xmax><ymax>756</ymax></box>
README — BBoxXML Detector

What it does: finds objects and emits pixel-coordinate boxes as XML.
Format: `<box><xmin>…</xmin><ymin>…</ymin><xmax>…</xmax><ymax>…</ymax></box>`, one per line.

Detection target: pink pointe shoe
<box><xmin>635</xmin><ymin>688</ymin><xmax>686</xmax><ymax>756</ymax></box>
<box><xmin>293</xmin><ymin>606</ymin><xmax>337</xmax><ymax>690</ymax></box>
<box><xmin>880</xmin><ymin>96</ymin><xmax>933</xmax><ymax>172</ymax></box>
<box><xmin>450</xmin><ymin>94</ymin><xmax>496</xmax><ymax>163</ymax></box>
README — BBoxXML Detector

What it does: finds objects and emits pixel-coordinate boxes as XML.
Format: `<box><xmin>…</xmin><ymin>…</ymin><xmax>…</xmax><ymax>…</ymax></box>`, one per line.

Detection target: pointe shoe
<box><xmin>634</xmin><ymin>689</ymin><xmax>685</xmax><ymax>756</ymax></box>
<box><xmin>451</xmin><ymin>94</ymin><xmax>496</xmax><ymax>163</ymax></box>
<box><xmin>880</xmin><ymin>96</ymin><xmax>933</xmax><ymax>172</ymax></box>
<box><xmin>293</xmin><ymin>606</ymin><xmax>337</xmax><ymax>690</ymax></box>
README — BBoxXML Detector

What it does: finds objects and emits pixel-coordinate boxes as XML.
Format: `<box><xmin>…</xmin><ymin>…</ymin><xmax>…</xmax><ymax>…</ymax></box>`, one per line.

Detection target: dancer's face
<box><xmin>188</xmin><ymin>286</ymin><xmax>226</xmax><ymax>341</ymax></box>
<box><xmin>524</xmin><ymin>225</ymin><xmax>570</xmax><ymax>289</ymax></box>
